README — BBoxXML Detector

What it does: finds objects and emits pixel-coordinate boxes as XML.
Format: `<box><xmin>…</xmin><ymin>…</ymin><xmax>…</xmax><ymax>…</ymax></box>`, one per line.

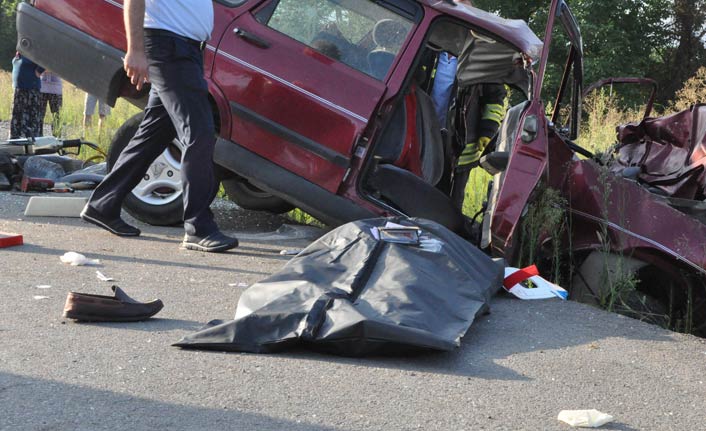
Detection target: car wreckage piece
<box><xmin>174</xmin><ymin>218</ymin><xmax>503</xmax><ymax>356</ymax></box>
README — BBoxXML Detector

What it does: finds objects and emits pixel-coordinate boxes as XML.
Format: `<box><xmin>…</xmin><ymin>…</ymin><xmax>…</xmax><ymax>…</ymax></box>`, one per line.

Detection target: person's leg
<box><xmin>87</xmin><ymin>89</ymin><xmax>176</xmax><ymax>220</ymax></box>
<box><xmin>49</xmin><ymin>94</ymin><xmax>62</xmax><ymax>136</ymax></box>
<box><xmin>38</xmin><ymin>93</ymin><xmax>49</xmax><ymax>136</ymax></box>
<box><xmin>451</xmin><ymin>168</ymin><xmax>470</xmax><ymax>211</ymax></box>
<box><xmin>97</xmin><ymin>101</ymin><xmax>111</xmax><ymax>131</ymax></box>
<box><xmin>147</xmin><ymin>38</ymin><xmax>219</xmax><ymax>238</ymax></box>
<box><xmin>83</xmin><ymin>93</ymin><xmax>96</xmax><ymax>131</ymax></box>
<box><xmin>9</xmin><ymin>88</ymin><xmax>26</xmax><ymax>139</ymax></box>
<box><xmin>29</xmin><ymin>90</ymin><xmax>42</xmax><ymax>138</ymax></box>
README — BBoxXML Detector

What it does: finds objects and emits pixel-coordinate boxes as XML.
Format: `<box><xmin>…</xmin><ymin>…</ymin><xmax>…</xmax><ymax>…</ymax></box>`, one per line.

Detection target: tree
<box><xmin>0</xmin><ymin>0</ymin><xmax>22</xmax><ymax>71</ymax></box>
<box><xmin>652</xmin><ymin>0</ymin><xmax>706</xmax><ymax>102</ymax></box>
<box><xmin>474</xmin><ymin>0</ymin><xmax>705</xmax><ymax>105</ymax></box>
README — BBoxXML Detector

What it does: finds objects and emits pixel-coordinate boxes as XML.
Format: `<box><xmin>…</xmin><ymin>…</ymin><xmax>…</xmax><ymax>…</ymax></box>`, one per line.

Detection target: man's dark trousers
<box><xmin>88</xmin><ymin>32</ymin><xmax>218</xmax><ymax>236</ymax></box>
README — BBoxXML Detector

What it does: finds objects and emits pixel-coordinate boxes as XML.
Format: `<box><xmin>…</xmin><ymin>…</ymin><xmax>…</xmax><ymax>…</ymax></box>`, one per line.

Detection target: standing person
<box><xmin>432</xmin><ymin>0</ymin><xmax>506</xmax><ymax>211</ymax></box>
<box><xmin>9</xmin><ymin>52</ymin><xmax>44</xmax><ymax>139</ymax></box>
<box><xmin>80</xmin><ymin>0</ymin><xmax>238</xmax><ymax>252</ymax></box>
<box><xmin>83</xmin><ymin>93</ymin><xmax>111</xmax><ymax>132</ymax></box>
<box><xmin>39</xmin><ymin>71</ymin><xmax>63</xmax><ymax>137</ymax></box>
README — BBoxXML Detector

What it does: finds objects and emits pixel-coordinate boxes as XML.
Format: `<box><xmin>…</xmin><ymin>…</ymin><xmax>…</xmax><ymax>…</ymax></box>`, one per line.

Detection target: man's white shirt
<box><xmin>144</xmin><ymin>0</ymin><xmax>214</xmax><ymax>42</ymax></box>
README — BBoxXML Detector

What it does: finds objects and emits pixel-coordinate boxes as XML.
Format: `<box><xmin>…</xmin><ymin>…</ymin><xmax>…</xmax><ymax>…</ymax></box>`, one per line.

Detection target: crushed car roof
<box><xmin>421</xmin><ymin>0</ymin><xmax>544</xmax><ymax>58</ymax></box>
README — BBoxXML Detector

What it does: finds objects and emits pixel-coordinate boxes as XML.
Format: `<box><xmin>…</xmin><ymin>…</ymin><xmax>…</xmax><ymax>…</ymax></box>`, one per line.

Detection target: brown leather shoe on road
<box><xmin>63</xmin><ymin>285</ymin><xmax>163</xmax><ymax>322</ymax></box>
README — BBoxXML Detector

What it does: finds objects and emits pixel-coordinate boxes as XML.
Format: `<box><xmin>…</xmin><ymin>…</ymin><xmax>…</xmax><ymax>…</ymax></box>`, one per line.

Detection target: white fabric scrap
<box><xmin>96</xmin><ymin>271</ymin><xmax>114</xmax><ymax>282</ymax></box>
<box><xmin>60</xmin><ymin>252</ymin><xmax>100</xmax><ymax>266</ymax></box>
<box><xmin>558</xmin><ymin>409</ymin><xmax>614</xmax><ymax>428</ymax></box>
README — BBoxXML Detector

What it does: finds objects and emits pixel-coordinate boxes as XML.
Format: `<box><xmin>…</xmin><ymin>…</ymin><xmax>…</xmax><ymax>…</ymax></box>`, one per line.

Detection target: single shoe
<box><xmin>63</xmin><ymin>285</ymin><xmax>163</xmax><ymax>322</ymax></box>
<box><xmin>80</xmin><ymin>205</ymin><xmax>141</xmax><ymax>237</ymax></box>
<box><xmin>182</xmin><ymin>230</ymin><xmax>239</xmax><ymax>252</ymax></box>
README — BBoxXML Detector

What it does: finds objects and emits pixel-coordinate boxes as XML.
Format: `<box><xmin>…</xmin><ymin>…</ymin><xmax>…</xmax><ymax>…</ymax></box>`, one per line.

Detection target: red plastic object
<box><xmin>503</xmin><ymin>265</ymin><xmax>540</xmax><ymax>290</ymax></box>
<box><xmin>0</xmin><ymin>232</ymin><xmax>23</xmax><ymax>248</ymax></box>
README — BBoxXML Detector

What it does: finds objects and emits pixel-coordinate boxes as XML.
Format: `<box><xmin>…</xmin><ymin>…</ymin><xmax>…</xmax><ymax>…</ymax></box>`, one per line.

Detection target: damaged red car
<box><xmin>16</xmin><ymin>0</ymin><xmax>706</xmax><ymax>332</ymax></box>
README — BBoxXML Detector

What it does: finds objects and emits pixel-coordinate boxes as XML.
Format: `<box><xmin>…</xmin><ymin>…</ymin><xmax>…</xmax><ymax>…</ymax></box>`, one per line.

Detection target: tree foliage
<box><xmin>475</xmin><ymin>0</ymin><xmax>706</xmax><ymax>105</ymax></box>
<box><xmin>0</xmin><ymin>0</ymin><xmax>21</xmax><ymax>72</ymax></box>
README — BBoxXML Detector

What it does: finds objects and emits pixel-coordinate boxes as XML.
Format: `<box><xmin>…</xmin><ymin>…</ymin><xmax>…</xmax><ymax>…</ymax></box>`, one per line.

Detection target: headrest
<box><xmin>372</xmin><ymin>19</ymin><xmax>407</xmax><ymax>50</ymax></box>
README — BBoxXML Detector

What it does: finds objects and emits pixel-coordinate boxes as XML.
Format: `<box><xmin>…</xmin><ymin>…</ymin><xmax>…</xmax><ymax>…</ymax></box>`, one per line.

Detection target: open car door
<box><xmin>489</xmin><ymin>0</ymin><xmax>582</xmax><ymax>259</ymax></box>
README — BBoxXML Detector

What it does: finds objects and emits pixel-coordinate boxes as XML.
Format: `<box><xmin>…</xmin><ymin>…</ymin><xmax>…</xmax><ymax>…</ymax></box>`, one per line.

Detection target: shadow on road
<box><xmin>12</xmin><ymin>243</ymin><xmax>271</xmax><ymax>276</ymax></box>
<box><xmin>0</xmin><ymin>371</ymin><xmax>338</xmax><ymax>431</ymax></box>
<box><xmin>180</xmin><ymin>296</ymin><xmax>674</xmax><ymax>382</ymax></box>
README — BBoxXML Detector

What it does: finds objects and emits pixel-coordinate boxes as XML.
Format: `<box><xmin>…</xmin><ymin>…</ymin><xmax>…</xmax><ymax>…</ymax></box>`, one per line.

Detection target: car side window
<box><xmin>255</xmin><ymin>0</ymin><xmax>413</xmax><ymax>80</ymax></box>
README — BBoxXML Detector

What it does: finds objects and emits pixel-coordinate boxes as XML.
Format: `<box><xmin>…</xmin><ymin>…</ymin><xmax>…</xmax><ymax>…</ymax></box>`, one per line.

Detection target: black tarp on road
<box><xmin>174</xmin><ymin>218</ymin><xmax>503</xmax><ymax>356</ymax></box>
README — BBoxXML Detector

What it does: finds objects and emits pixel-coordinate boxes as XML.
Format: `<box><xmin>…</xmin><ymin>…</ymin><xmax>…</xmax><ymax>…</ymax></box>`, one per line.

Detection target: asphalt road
<box><xmin>1</xmin><ymin>191</ymin><xmax>706</xmax><ymax>430</ymax></box>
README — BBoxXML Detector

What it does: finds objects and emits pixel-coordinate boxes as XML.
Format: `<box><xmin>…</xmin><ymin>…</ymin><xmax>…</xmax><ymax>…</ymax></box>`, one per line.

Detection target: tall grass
<box><xmin>0</xmin><ymin>70</ymin><xmax>140</xmax><ymax>161</ymax></box>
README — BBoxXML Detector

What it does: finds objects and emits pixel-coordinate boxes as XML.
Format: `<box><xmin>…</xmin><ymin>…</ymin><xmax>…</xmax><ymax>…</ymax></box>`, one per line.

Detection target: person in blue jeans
<box><xmin>81</xmin><ymin>0</ymin><xmax>238</xmax><ymax>252</ymax></box>
<box><xmin>429</xmin><ymin>0</ymin><xmax>507</xmax><ymax>210</ymax></box>
<box><xmin>430</xmin><ymin>51</ymin><xmax>458</xmax><ymax>128</ymax></box>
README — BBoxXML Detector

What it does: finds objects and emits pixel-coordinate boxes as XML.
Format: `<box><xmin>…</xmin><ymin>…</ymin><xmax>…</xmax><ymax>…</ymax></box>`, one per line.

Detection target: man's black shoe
<box><xmin>80</xmin><ymin>205</ymin><xmax>141</xmax><ymax>237</ymax></box>
<box><xmin>182</xmin><ymin>231</ymin><xmax>239</xmax><ymax>252</ymax></box>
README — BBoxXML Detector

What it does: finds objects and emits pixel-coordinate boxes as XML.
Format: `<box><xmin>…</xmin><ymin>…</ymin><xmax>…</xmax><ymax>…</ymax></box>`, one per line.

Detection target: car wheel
<box><xmin>221</xmin><ymin>178</ymin><xmax>294</xmax><ymax>214</ymax></box>
<box><xmin>107</xmin><ymin>112</ymin><xmax>185</xmax><ymax>226</ymax></box>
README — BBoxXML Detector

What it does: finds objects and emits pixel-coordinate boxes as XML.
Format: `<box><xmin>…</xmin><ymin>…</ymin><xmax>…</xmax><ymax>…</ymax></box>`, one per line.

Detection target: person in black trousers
<box><xmin>81</xmin><ymin>0</ymin><xmax>238</xmax><ymax>252</ymax></box>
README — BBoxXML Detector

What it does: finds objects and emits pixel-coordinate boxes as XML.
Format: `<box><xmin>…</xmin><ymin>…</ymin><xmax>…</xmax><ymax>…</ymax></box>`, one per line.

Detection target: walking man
<box><xmin>81</xmin><ymin>0</ymin><xmax>238</xmax><ymax>252</ymax></box>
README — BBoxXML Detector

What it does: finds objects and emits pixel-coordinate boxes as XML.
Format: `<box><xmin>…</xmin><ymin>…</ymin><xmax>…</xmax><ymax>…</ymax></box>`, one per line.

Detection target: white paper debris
<box><xmin>33</xmin><ymin>295</ymin><xmax>50</xmax><ymax>300</ymax></box>
<box><xmin>504</xmin><ymin>267</ymin><xmax>568</xmax><ymax>300</ymax></box>
<box><xmin>36</xmin><ymin>285</ymin><xmax>51</xmax><ymax>289</ymax></box>
<box><xmin>419</xmin><ymin>237</ymin><xmax>443</xmax><ymax>253</ymax></box>
<box><xmin>279</xmin><ymin>249</ymin><xmax>302</xmax><ymax>256</ymax></box>
<box><xmin>558</xmin><ymin>409</ymin><xmax>614</xmax><ymax>428</ymax></box>
<box><xmin>60</xmin><ymin>252</ymin><xmax>100</xmax><ymax>266</ymax></box>
<box><xmin>96</xmin><ymin>271</ymin><xmax>114</xmax><ymax>282</ymax></box>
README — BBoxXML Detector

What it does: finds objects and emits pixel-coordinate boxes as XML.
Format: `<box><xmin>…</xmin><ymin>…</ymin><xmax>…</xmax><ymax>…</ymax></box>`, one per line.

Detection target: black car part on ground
<box><xmin>174</xmin><ymin>218</ymin><xmax>503</xmax><ymax>356</ymax></box>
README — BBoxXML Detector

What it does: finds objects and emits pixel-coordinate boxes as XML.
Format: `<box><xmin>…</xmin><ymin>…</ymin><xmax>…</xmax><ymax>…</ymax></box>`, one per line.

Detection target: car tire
<box><xmin>221</xmin><ymin>178</ymin><xmax>294</xmax><ymax>214</ymax></box>
<box><xmin>107</xmin><ymin>112</ymin><xmax>185</xmax><ymax>226</ymax></box>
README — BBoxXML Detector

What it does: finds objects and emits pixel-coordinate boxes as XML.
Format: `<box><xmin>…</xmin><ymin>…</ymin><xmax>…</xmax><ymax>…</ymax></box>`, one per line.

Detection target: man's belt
<box><xmin>144</xmin><ymin>28</ymin><xmax>206</xmax><ymax>51</ymax></box>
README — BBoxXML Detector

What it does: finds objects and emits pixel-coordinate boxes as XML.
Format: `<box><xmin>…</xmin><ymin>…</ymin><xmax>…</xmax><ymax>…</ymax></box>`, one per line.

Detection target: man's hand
<box><xmin>458</xmin><ymin>135</ymin><xmax>491</xmax><ymax>168</ymax></box>
<box><xmin>124</xmin><ymin>0</ymin><xmax>148</xmax><ymax>90</ymax></box>
<box><xmin>124</xmin><ymin>50</ymin><xmax>149</xmax><ymax>91</ymax></box>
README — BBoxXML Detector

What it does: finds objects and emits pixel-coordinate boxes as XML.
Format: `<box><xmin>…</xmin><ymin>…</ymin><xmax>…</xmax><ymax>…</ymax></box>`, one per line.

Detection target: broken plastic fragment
<box><xmin>36</xmin><ymin>285</ymin><xmax>51</xmax><ymax>289</ymax></box>
<box><xmin>557</xmin><ymin>409</ymin><xmax>614</xmax><ymax>428</ymax></box>
<box><xmin>33</xmin><ymin>295</ymin><xmax>50</xmax><ymax>300</ymax></box>
<box><xmin>96</xmin><ymin>271</ymin><xmax>114</xmax><ymax>282</ymax></box>
<box><xmin>60</xmin><ymin>252</ymin><xmax>100</xmax><ymax>266</ymax></box>
<box><xmin>503</xmin><ymin>266</ymin><xmax>568</xmax><ymax>300</ymax></box>
<box><xmin>279</xmin><ymin>249</ymin><xmax>302</xmax><ymax>256</ymax></box>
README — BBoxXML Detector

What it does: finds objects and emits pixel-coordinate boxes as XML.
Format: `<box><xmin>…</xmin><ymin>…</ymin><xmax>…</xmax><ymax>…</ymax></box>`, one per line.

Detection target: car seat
<box><xmin>367</xmin><ymin>19</ymin><xmax>407</xmax><ymax>80</ymax></box>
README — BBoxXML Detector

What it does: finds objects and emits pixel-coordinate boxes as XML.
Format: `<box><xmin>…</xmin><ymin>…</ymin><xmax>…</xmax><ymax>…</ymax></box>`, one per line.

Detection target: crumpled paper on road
<box><xmin>60</xmin><ymin>252</ymin><xmax>100</xmax><ymax>266</ymax></box>
<box><xmin>558</xmin><ymin>409</ymin><xmax>614</xmax><ymax>428</ymax></box>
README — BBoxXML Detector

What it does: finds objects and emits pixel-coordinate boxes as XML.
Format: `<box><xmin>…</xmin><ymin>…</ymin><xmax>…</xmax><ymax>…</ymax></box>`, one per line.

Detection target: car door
<box><xmin>489</xmin><ymin>0</ymin><xmax>579</xmax><ymax>258</ymax></box>
<box><xmin>211</xmin><ymin>0</ymin><xmax>416</xmax><ymax>193</ymax></box>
